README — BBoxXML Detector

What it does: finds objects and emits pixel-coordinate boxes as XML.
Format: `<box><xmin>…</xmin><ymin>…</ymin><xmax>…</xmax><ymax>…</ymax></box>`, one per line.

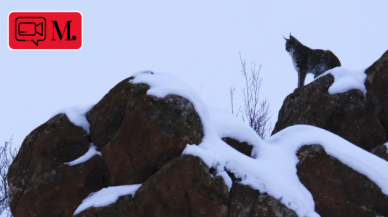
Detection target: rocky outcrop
<box><xmin>8</xmin><ymin>49</ymin><xmax>388</xmax><ymax>217</ymax></box>
<box><xmin>8</xmin><ymin>77</ymin><xmax>208</xmax><ymax>217</ymax></box>
<box><xmin>273</xmin><ymin>51</ymin><xmax>388</xmax><ymax>152</ymax></box>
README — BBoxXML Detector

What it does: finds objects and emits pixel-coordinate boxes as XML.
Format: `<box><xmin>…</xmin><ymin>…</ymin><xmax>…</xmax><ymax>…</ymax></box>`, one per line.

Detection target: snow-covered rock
<box><xmin>8</xmin><ymin>49</ymin><xmax>388</xmax><ymax>217</ymax></box>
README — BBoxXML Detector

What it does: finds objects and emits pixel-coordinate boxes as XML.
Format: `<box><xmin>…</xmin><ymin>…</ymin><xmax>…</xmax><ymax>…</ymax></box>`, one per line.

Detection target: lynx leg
<box><xmin>298</xmin><ymin>71</ymin><xmax>307</xmax><ymax>88</ymax></box>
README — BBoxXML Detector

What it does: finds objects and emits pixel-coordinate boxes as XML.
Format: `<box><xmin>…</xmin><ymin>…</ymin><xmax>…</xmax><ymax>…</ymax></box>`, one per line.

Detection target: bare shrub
<box><xmin>230</xmin><ymin>53</ymin><xmax>272</xmax><ymax>139</ymax></box>
<box><xmin>0</xmin><ymin>137</ymin><xmax>17</xmax><ymax>217</ymax></box>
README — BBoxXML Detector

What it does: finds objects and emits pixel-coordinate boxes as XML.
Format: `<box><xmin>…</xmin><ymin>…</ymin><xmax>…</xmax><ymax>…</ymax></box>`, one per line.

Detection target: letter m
<box><xmin>52</xmin><ymin>21</ymin><xmax>72</xmax><ymax>41</ymax></box>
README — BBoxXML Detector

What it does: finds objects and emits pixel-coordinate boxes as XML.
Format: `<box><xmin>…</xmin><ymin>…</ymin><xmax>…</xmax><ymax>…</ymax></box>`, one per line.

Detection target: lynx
<box><xmin>284</xmin><ymin>34</ymin><xmax>341</xmax><ymax>88</ymax></box>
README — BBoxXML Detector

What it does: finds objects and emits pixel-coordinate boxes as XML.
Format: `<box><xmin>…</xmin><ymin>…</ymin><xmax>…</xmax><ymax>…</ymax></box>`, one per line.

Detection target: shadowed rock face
<box><xmin>87</xmin><ymin>78</ymin><xmax>204</xmax><ymax>186</ymax></box>
<box><xmin>229</xmin><ymin>183</ymin><xmax>297</xmax><ymax>217</ymax></box>
<box><xmin>7</xmin><ymin>114</ymin><xmax>108</xmax><ymax>217</ymax></box>
<box><xmin>86</xmin><ymin>78</ymin><xmax>150</xmax><ymax>149</ymax></box>
<box><xmin>272</xmin><ymin>68</ymin><xmax>388</xmax><ymax>152</ymax></box>
<box><xmin>75</xmin><ymin>156</ymin><xmax>229</xmax><ymax>217</ymax></box>
<box><xmin>297</xmin><ymin>145</ymin><xmax>388</xmax><ymax>217</ymax></box>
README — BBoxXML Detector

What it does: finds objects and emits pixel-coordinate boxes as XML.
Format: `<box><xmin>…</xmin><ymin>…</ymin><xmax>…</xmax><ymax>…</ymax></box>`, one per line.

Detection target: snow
<box><xmin>131</xmin><ymin>71</ymin><xmax>388</xmax><ymax>217</ymax></box>
<box><xmin>74</xmin><ymin>184</ymin><xmax>142</xmax><ymax>215</ymax></box>
<box><xmin>208</xmin><ymin>107</ymin><xmax>261</xmax><ymax>149</ymax></box>
<box><xmin>65</xmin><ymin>144</ymin><xmax>101</xmax><ymax>166</ymax></box>
<box><xmin>316</xmin><ymin>67</ymin><xmax>367</xmax><ymax>96</ymax></box>
<box><xmin>52</xmin><ymin>105</ymin><xmax>94</xmax><ymax>133</ymax></box>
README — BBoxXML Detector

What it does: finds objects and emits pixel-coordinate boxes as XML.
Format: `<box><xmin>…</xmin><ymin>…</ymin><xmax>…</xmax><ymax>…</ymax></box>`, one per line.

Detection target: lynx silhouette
<box><xmin>284</xmin><ymin>35</ymin><xmax>341</xmax><ymax>88</ymax></box>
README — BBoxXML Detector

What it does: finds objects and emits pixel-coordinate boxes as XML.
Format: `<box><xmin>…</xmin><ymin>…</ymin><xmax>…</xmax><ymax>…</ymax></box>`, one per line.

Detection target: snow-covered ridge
<box><xmin>131</xmin><ymin>71</ymin><xmax>388</xmax><ymax>217</ymax></box>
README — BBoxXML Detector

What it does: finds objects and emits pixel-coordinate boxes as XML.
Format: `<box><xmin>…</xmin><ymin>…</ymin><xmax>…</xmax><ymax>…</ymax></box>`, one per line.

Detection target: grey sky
<box><xmin>1</xmin><ymin>0</ymin><xmax>388</xmax><ymax>147</ymax></box>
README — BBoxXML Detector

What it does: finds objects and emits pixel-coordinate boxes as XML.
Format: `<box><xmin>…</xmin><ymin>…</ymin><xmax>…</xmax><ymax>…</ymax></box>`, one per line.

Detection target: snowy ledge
<box><xmin>316</xmin><ymin>66</ymin><xmax>367</xmax><ymax>96</ymax></box>
<box><xmin>131</xmin><ymin>71</ymin><xmax>388</xmax><ymax>217</ymax></box>
<box><xmin>74</xmin><ymin>184</ymin><xmax>142</xmax><ymax>215</ymax></box>
<box><xmin>65</xmin><ymin>144</ymin><xmax>101</xmax><ymax>166</ymax></box>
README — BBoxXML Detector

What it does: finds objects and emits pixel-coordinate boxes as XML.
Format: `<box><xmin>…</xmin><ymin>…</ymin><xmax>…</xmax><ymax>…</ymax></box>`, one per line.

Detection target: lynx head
<box><xmin>284</xmin><ymin>34</ymin><xmax>300</xmax><ymax>53</ymax></box>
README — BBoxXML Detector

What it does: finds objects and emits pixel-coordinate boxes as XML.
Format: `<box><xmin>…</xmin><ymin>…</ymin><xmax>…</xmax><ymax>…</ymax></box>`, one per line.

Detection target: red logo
<box><xmin>9</xmin><ymin>12</ymin><xmax>82</xmax><ymax>50</ymax></box>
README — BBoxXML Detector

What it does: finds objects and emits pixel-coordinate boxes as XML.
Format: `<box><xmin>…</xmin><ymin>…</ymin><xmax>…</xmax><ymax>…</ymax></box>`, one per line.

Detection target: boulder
<box><xmin>7</xmin><ymin>114</ymin><xmax>107</xmax><ymax>217</ymax></box>
<box><xmin>86</xmin><ymin>78</ymin><xmax>150</xmax><ymax>149</ymax></box>
<box><xmin>297</xmin><ymin>145</ymin><xmax>388</xmax><ymax>216</ymax></box>
<box><xmin>75</xmin><ymin>155</ymin><xmax>229</xmax><ymax>217</ymax></box>
<box><xmin>272</xmin><ymin>73</ymin><xmax>387</xmax><ymax>152</ymax></box>
<box><xmin>88</xmin><ymin>78</ymin><xmax>204</xmax><ymax>186</ymax></box>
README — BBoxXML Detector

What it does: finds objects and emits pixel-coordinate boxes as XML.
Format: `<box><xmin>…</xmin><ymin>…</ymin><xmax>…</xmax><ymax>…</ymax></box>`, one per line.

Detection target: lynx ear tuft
<box><xmin>283</xmin><ymin>35</ymin><xmax>288</xmax><ymax>41</ymax></box>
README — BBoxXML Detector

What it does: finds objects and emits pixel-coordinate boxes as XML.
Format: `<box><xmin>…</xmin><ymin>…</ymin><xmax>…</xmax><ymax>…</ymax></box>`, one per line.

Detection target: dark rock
<box><xmin>229</xmin><ymin>183</ymin><xmax>258</xmax><ymax>217</ymax></box>
<box><xmin>86</xmin><ymin>78</ymin><xmax>150</xmax><ymax>149</ymax></box>
<box><xmin>297</xmin><ymin>145</ymin><xmax>388</xmax><ymax>217</ymax></box>
<box><xmin>229</xmin><ymin>183</ymin><xmax>297</xmax><ymax>217</ymax></box>
<box><xmin>272</xmin><ymin>73</ymin><xmax>387</xmax><ymax>151</ymax></box>
<box><xmin>135</xmin><ymin>155</ymin><xmax>228</xmax><ymax>216</ymax></box>
<box><xmin>371</xmin><ymin>144</ymin><xmax>388</xmax><ymax>161</ymax></box>
<box><xmin>74</xmin><ymin>194</ymin><xmax>137</xmax><ymax>217</ymax></box>
<box><xmin>9</xmin><ymin>77</ymin><xmax>205</xmax><ymax>217</ymax></box>
<box><xmin>222</xmin><ymin>137</ymin><xmax>252</xmax><ymax>156</ymax></box>
<box><xmin>365</xmin><ymin>49</ymin><xmax>388</xmax><ymax>140</ymax></box>
<box><xmin>75</xmin><ymin>155</ymin><xmax>229</xmax><ymax>217</ymax></box>
<box><xmin>8</xmin><ymin>114</ymin><xmax>108</xmax><ymax>217</ymax></box>
<box><xmin>99</xmin><ymin>92</ymin><xmax>204</xmax><ymax>186</ymax></box>
<box><xmin>86</xmin><ymin>77</ymin><xmax>204</xmax><ymax>186</ymax></box>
